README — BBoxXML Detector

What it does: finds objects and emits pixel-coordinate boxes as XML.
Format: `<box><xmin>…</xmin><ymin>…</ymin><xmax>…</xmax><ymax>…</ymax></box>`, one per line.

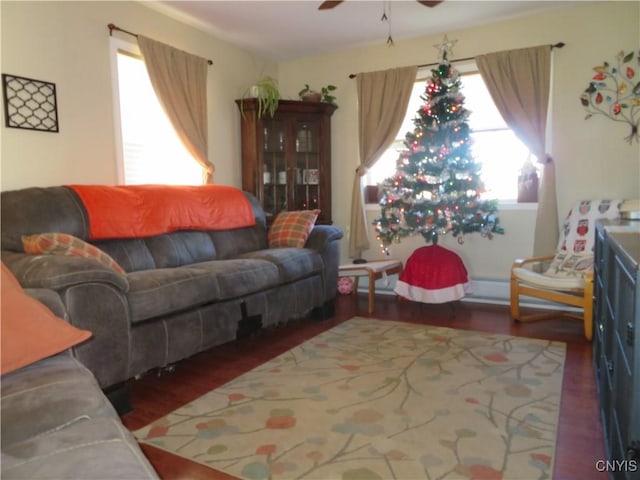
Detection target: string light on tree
<box><xmin>373</xmin><ymin>35</ymin><xmax>504</xmax><ymax>254</ymax></box>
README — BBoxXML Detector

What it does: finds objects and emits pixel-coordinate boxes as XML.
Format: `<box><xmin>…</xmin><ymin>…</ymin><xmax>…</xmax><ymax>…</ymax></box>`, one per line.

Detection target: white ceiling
<box><xmin>148</xmin><ymin>1</ymin><xmax>576</xmax><ymax>62</ymax></box>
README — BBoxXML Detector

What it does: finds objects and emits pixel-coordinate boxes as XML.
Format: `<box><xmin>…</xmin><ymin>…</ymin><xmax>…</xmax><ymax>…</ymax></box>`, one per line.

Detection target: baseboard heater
<box><xmin>356</xmin><ymin>278</ymin><xmax>581</xmax><ymax>312</ymax></box>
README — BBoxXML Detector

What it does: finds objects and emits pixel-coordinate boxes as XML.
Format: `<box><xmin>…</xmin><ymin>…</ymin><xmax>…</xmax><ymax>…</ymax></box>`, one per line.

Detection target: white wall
<box><xmin>2</xmin><ymin>1</ymin><xmax>638</xmax><ymax>284</ymax></box>
<box><xmin>278</xmin><ymin>1</ymin><xmax>640</xmax><ymax>279</ymax></box>
<box><xmin>0</xmin><ymin>1</ymin><xmax>275</xmax><ymax>190</ymax></box>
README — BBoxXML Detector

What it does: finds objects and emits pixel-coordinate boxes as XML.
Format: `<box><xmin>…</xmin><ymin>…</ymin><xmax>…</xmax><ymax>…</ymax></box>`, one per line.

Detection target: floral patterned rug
<box><xmin>134</xmin><ymin>317</ymin><xmax>565</xmax><ymax>480</ymax></box>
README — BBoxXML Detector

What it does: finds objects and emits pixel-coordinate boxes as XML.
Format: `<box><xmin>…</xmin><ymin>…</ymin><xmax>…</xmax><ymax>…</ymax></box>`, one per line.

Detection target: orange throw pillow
<box><xmin>1</xmin><ymin>263</ymin><xmax>92</xmax><ymax>375</ymax></box>
<box><xmin>268</xmin><ymin>210</ymin><xmax>320</xmax><ymax>248</ymax></box>
<box><xmin>22</xmin><ymin>233</ymin><xmax>126</xmax><ymax>275</ymax></box>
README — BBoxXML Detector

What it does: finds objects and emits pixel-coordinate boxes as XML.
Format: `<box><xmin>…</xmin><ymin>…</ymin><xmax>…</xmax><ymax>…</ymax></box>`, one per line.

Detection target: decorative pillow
<box><xmin>544</xmin><ymin>251</ymin><xmax>594</xmax><ymax>279</ymax></box>
<box><xmin>557</xmin><ymin>199</ymin><xmax>623</xmax><ymax>254</ymax></box>
<box><xmin>1</xmin><ymin>263</ymin><xmax>92</xmax><ymax>375</ymax></box>
<box><xmin>268</xmin><ymin>210</ymin><xmax>320</xmax><ymax>248</ymax></box>
<box><xmin>21</xmin><ymin>233</ymin><xmax>126</xmax><ymax>275</ymax></box>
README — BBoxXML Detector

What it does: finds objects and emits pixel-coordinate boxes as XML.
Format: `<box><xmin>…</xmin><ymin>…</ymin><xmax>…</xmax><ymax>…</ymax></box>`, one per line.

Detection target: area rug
<box><xmin>134</xmin><ymin>317</ymin><xmax>566</xmax><ymax>480</ymax></box>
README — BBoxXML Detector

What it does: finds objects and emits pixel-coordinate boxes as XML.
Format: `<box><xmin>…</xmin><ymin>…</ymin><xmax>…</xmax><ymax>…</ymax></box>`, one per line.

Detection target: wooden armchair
<box><xmin>510</xmin><ymin>199</ymin><xmax>622</xmax><ymax>341</ymax></box>
<box><xmin>510</xmin><ymin>254</ymin><xmax>594</xmax><ymax>339</ymax></box>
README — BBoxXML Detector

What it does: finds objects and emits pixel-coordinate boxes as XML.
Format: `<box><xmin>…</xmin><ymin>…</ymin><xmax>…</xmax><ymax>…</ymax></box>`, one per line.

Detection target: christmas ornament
<box><xmin>580</xmin><ymin>49</ymin><xmax>640</xmax><ymax>143</ymax></box>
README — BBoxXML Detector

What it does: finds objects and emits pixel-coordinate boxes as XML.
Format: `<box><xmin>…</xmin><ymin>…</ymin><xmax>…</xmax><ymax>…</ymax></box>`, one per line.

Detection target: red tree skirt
<box><xmin>394</xmin><ymin>244</ymin><xmax>472</xmax><ymax>304</ymax></box>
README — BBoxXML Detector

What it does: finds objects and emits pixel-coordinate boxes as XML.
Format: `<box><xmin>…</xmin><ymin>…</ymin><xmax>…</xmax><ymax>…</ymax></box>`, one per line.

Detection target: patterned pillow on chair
<box><xmin>544</xmin><ymin>199</ymin><xmax>623</xmax><ymax>280</ymax></box>
<box><xmin>557</xmin><ymin>199</ymin><xmax>623</xmax><ymax>254</ymax></box>
<box><xmin>545</xmin><ymin>251</ymin><xmax>594</xmax><ymax>279</ymax></box>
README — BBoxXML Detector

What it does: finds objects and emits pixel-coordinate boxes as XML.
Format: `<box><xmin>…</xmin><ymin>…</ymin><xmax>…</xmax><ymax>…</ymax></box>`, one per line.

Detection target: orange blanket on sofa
<box><xmin>68</xmin><ymin>184</ymin><xmax>255</xmax><ymax>240</ymax></box>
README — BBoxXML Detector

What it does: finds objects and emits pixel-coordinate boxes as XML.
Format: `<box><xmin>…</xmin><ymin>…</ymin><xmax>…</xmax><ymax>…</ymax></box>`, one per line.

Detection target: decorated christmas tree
<box><xmin>374</xmin><ymin>38</ymin><xmax>504</xmax><ymax>254</ymax></box>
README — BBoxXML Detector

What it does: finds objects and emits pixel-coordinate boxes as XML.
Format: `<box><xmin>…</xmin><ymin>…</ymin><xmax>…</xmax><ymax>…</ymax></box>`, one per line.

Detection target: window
<box><xmin>110</xmin><ymin>39</ymin><xmax>203</xmax><ymax>185</ymax></box>
<box><xmin>365</xmin><ymin>63</ymin><xmax>537</xmax><ymax>202</ymax></box>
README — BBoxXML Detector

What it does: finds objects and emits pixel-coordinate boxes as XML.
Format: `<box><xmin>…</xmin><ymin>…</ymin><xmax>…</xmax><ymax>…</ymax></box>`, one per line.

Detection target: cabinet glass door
<box><xmin>294</xmin><ymin>121</ymin><xmax>320</xmax><ymax>211</ymax></box>
<box><xmin>263</xmin><ymin>119</ymin><xmax>286</xmax><ymax>218</ymax></box>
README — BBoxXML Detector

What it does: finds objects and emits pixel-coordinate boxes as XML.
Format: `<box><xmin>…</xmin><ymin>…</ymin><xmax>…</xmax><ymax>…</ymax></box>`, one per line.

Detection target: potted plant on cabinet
<box><xmin>242</xmin><ymin>75</ymin><xmax>280</xmax><ymax>118</ymax></box>
<box><xmin>298</xmin><ymin>84</ymin><xmax>337</xmax><ymax>106</ymax></box>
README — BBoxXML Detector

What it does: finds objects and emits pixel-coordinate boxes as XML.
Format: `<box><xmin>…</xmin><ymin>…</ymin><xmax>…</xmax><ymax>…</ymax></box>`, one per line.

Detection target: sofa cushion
<box><xmin>126</xmin><ymin>260</ymin><xmax>281</xmax><ymax>323</ymax></box>
<box><xmin>239</xmin><ymin>248</ymin><xmax>323</xmax><ymax>283</ymax></box>
<box><xmin>1</xmin><ymin>354</ymin><xmax>158</xmax><ymax>479</ymax></box>
<box><xmin>268</xmin><ymin>209</ymin><xmax>320</xmax><ymax>248</ymax></box>
<box><xmin>208</xmin><ymin>227</ymin><xmax>268</xmax><ymax>260</ymax></box>
<box><xmin>189</xmin><ymin>259</ymin><xmax>281</xmax><ymax>300</ymax></box>
<box><xmin>127</xmin><ymin>267</ymin><xmax>222</xmax><ymax>324</ymax></box>
<box><xmin>1</xmin><ymin>186</ymin><xmax>89</xmax><ymax>252</ymax></box>
<box><xmin>1</xmin><ymin>354</ymin><xmax>115</xmax><ymax>446</ymax></box>
<box><xmin>2</xmin><ymin>417</ymin><xmax>158</xmax><ymax>479</ymax></box>
<box><xmin>95</xmin><ymin>238</ymin><xmax>157</xmax><ymax>272</ymax></box>
<box><xmin>22</xmin><ymin>233</ymin><xmax>126</xmax><ymax>275</ymax></box>
<box><xmin>144</xmin><ymin>231</ymin><xmax>216</xmax><ymax>268</ymax></box>
<box><xmin>1</xmin><ymin>264</ymin><xmax>92</xmax><ymax>375</ymax></box>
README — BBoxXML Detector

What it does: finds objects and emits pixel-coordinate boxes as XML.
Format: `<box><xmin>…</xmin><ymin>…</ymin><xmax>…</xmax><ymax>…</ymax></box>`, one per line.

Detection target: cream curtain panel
<box><xmin>137</xmin><ymin>35</ymin><xmax>214</xmax><ymax>183</ymax></box>
<box><xmin>349</xmin><ymin>65</ymin><xmax>418</xmax><ymax>259</ymax></box>
<box><xmin>475</xmin><ymin>45</ymin><xmax>557</xmax><ymax>256</ymax></box>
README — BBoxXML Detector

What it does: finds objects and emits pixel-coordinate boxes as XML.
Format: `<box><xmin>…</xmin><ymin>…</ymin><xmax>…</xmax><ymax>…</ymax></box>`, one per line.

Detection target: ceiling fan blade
<box><xmin>416</xmin><ymin>0</ymin><xmax>443</xmax><ymax>7</ymax></box>
<box><xmin>318</xmin><ymin>0</ymin><xmax>343</xmax><ymax>10</ymax></box>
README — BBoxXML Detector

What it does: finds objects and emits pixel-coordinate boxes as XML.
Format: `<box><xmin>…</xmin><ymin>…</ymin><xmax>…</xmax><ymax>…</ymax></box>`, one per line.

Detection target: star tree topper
<box><xmin>434</xmin><ymin>34</ymin><xmax>458</xmax><ymax>62</ymax></box>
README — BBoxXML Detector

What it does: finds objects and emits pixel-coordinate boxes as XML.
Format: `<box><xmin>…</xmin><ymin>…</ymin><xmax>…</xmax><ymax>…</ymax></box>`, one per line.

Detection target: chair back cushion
<box><xmin>557</xmin><ymin>199</ymin><xmax>623</xmax><ymax>254</ymax></box>
<box><xmin>544</xmin><ymin>199</ymin><xmax>623</xmax><ymax>280</ymax></box>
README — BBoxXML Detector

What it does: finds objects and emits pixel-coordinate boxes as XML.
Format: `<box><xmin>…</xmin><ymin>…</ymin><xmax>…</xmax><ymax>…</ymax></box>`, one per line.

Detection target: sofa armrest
<box><xmin>3</xmin><ymin>251</ymin><xmax>132</xmax><ymax>388</ymax></box>
<box><xmin>24</xmin><ymin>287</ymin><xmax>68</xmax><ymax>319</ymax></box>
<box><xmin>305</xmin><ymin>225</ymin><xmax>344</xmax><ymax>252</ymax></box>
<box><xmin>1</xmin><ymin>251</ymin><xmax>129</xmax><ymax>293</ymax></box>
<box><xmin>305</xmin><ymin>225</ymin><xmax>343</xmax><ymax>303</ymax></box>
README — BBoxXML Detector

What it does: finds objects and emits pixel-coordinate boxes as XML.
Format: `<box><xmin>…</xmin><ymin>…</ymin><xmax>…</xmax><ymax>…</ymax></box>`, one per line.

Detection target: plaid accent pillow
<box><xmin>268</xmin><ymin>210</ymin><xmax>320</xmax><ymax>248</ymax></box>
<box><xmin>21</xmin><ymin>233</ymin><xmax>126</xmax><ymax>275</ymax></box>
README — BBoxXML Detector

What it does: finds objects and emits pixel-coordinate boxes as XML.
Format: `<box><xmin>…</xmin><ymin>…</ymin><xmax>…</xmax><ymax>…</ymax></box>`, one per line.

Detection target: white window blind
<box><xmin>113</xmin><ymin>45</ymin><xmax>203</xmax><ymax>185</ymax></box>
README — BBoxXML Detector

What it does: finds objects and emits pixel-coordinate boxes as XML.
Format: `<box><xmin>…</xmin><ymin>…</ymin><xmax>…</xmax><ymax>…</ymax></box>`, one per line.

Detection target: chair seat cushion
<box><xmin>512</xmin><ymin>267</ymin><xmax>584</xmax><ymax>290</ymax></box>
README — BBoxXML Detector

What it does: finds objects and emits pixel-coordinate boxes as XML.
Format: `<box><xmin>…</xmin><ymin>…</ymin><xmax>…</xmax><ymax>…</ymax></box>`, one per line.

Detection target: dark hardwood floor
<box><xmin>122</xmin><ymin>293</ymin><xmax>607</xmax><ymax>479</ymax></box>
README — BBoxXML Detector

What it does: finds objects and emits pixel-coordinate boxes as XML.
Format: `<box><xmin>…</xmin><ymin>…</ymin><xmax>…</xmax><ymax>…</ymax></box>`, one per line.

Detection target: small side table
<box><xmin>338</xmin><ymin>259</ymin><xmax>403</xmax><ymax>314</ymax></box>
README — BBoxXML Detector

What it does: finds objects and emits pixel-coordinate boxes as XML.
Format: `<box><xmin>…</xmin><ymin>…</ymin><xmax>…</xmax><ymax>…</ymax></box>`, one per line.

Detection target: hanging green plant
<box><xmin>580</xmin><ymin>49</ymin><xmax>640</xmax><ymax>144</ymax></box>
<box><xmin>242</xmin><ymin>75</ymin><xmax>280</xmax><ymax>118</ymax></box>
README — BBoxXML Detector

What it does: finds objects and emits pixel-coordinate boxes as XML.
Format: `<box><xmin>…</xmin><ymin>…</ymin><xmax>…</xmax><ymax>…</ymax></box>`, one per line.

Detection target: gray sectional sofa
<box><xmin>1</xmin><ymin>185</ymin><xmax>343</xmax><ymax>391</ymax></box>
<box><xmin>2</xmin><ymin>355</ymin><xmax>159</xmax><ymax>479</ymax></box>
<box><xmin>1</xmin><ymin>288</ymin><xmax>159</xmax><ymax>479</ymax></box>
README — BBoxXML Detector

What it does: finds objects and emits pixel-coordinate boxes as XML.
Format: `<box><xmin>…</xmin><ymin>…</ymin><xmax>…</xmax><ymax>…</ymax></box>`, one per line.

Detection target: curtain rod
<box><xmin>107</xmin><ymin>23</ymin><xmax>213</xmax><ymax>65</ymax></box>
<box><xmin>348</xmin><ymin>42</ymin><xmax>565</xmax><ymax>78</ymax></box>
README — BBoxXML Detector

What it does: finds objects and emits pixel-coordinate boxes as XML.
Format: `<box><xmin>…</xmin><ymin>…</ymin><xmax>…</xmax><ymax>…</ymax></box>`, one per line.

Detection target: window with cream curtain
<box><xmin>365</xmin><ymin>63</ymin><xmax>537</xmax><ymax>202</ymax></box>
<box><xmin>111</xmin><ymin>40</ymin><xmax>203</xmax><ymax>185</ymax></box>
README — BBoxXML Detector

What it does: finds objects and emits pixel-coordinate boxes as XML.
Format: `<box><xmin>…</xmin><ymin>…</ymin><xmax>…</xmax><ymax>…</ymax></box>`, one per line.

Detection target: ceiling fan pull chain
<box><xmin>385</xmin><ymin>1</ymin><xmax>394</xmax><ymax>46</ymax></box>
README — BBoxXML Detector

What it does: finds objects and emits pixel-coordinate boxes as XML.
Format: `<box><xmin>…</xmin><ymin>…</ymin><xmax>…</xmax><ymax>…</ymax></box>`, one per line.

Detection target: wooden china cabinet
<box><xmin>235</xmin><ymin>99</ymin><xmax>336</xmax><ymax>225</ymax></box>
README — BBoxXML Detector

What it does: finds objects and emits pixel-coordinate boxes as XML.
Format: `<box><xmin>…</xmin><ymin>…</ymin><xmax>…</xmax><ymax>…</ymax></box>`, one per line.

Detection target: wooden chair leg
<box><xmin>583</xmin><ymin>278</ymin><xmax>594</xmax><ymax>341</ymax></box>
<box><xmin>510</xmin><ymin>275</ymin><xmax>521</xmax><ymax>322</ymax></box>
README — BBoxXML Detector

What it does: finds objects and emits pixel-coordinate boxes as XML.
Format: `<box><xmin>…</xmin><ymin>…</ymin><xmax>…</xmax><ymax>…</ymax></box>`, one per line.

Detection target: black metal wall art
<box><xmin>2</xmin><ymin>74</ymin><xmax>59</xmax><ymax>132</ymax></box>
